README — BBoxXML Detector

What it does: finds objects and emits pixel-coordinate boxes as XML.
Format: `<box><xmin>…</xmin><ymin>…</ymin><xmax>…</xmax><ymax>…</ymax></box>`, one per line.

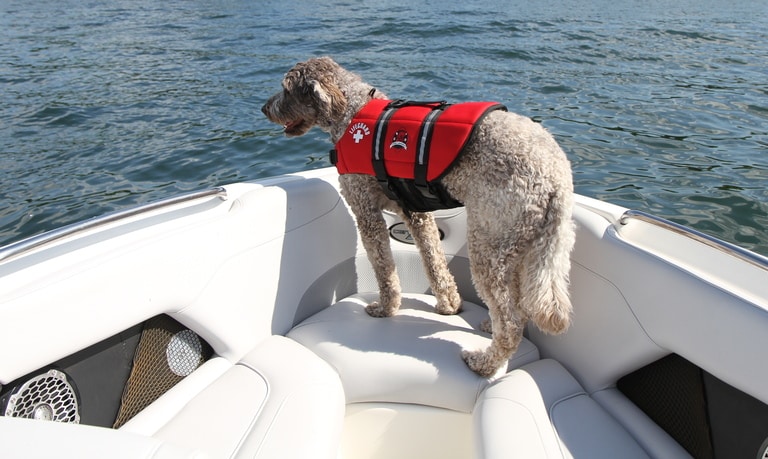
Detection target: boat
<box><xmin>0</xmin><ymin>165</ymin><xmax>766</xmax><ymax>458</ymax></box>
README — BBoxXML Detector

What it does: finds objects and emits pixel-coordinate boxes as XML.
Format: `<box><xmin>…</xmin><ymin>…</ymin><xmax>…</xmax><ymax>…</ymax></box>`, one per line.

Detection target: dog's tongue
<box><xmin>284</xmin><ymin>119</ymin><xmax>303</xmax><ymax>131</ymax></box>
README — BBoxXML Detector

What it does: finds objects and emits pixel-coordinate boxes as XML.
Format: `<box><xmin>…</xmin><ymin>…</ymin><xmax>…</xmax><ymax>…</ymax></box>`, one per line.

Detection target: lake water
<box><xmin>1</xmin><ymin>0</ymin><xmax>767</xmax><ymax>255</ymax></box>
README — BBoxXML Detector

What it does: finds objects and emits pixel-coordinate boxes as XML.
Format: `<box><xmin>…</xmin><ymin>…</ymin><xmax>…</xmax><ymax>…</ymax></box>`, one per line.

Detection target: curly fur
<box><xmin>262</xmin><ymin>57</ymin><xmax>575</xmax><ymax>377</ymax></box>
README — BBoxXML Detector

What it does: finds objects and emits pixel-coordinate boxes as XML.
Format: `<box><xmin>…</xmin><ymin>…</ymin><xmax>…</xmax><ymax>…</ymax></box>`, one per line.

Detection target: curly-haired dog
<box><xmin>262</xmin><ymin>57</ymin><xmax>575</xmax><ymax>377</ymax></box>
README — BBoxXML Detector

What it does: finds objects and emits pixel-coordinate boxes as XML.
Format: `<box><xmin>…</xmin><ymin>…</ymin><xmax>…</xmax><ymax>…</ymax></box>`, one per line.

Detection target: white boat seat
<box><xmin>0</xmin><ymin>416</ymin><xmax>206</xmax><ymax>459</ymax></box>
<box><xmin>121</xmin><ymin>335</ymin><xmax>345</xmax><ymax>459</ymax></box>
<box><xmin>473</xmin><ymin>359</ymin><xmax>650</xmax><ymax>459</ymax></box>
<box><xmin>287</xmin><ymin>292</ymin><xmax>540</xmax><ymax>413</ymax></box>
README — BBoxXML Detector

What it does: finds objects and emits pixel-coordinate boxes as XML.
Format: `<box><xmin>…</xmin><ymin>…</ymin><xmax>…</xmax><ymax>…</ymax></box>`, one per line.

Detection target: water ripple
<box><xmin>1</xmin><ymin>0</ymin><xmax>766</xmax><ymax>256</ymax></box>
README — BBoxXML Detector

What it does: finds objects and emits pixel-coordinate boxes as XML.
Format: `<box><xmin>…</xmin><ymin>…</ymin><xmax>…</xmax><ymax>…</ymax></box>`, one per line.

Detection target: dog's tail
<box><xmin>521</xmin><ymin>190</ymin><xmax>575</xmax><ymax>335</ymax></box>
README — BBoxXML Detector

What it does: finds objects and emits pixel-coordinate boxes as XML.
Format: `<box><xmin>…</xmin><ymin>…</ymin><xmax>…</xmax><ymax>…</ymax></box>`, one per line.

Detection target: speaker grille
<box><xmin>113</xmin><ymin>316</ymin><xmax>211</xmax><ymax>428</ymax></box>
<box><xmin>166</xmin><ymin>329</ymin><xmax>205</xmax><ymax>377</ymax></box>
<box><xmin>2</xmin><ymin>369</ymin><xmax>80</xmax><ymax>423</ymax></box>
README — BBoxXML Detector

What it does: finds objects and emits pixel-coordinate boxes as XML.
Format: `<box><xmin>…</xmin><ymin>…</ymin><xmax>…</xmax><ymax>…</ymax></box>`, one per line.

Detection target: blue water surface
<box><xmin>1</xmin><ymin>0</ymin><xmax>766</xmax><ymax>254</ymax></box>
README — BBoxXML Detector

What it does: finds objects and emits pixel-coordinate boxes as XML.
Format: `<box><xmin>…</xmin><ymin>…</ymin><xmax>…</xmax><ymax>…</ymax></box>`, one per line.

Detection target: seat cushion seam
<box><xmin>477</xmin><ymin>397</ymin><xmax>561</xmax><ymax>458</ymax></box>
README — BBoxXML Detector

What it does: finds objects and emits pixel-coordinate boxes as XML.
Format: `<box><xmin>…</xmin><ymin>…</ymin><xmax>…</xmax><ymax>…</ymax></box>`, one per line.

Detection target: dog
<box><xmin>262</xmin><ymin>57</ymin><xmax>575</xmax><ymax>377</ymax></box>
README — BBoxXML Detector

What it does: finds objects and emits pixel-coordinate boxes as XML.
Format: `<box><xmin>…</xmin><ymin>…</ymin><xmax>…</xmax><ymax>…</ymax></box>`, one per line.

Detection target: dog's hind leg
<box><xmin>461</xmin><ymin>226</ymin><xmax>527</xmax><ymax>377</ymax></box>
<box><xmin>397</xmin><ymin>210</ymin><xmax>462</xmax><ymax>315</ymax></box>
<box><xmin>462</xmin><ymin>309</ymin><xmax>525</xmax><ymax>377</ymax></box>
<box><xmin>461</xmin><ymin>260</ymin><xmax>526</xmax><ymax>377</ymax></box>
<box><xmin>462</xmin><ymin>197</ymin><xmax>559</xmax><ymax>376</ymax></box>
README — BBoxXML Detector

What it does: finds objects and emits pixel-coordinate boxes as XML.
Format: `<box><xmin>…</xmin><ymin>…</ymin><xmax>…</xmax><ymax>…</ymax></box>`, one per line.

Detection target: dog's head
<box><xmin>262</xmin><ymin>57</ymin><xmax>349</xmax><ymax>137</ymax></box>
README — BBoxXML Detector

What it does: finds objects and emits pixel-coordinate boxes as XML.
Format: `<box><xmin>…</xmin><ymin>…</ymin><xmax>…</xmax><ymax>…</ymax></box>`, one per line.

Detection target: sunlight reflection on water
<box><xmin>1</xmin><ymin>0</ymin><xmax>766</xmax><ymax>255</ymax></box>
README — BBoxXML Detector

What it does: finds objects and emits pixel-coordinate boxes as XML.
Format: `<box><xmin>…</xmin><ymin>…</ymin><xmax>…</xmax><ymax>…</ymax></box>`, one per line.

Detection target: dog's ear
<box><xmin>310</xmin><ymin>78</ymin><xmax>347</xmax><ymax>121</ymax></box>
<box><xmin>281</xmin><ymin>70</ymin><xmax>299</xmax><ymax>93</ymax></box>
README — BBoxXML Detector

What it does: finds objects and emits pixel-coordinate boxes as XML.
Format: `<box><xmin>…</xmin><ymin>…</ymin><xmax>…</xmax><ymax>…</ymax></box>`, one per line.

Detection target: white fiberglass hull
<box><xmin>0</xmin><ymin>166</ymin><xmax>766</xmax><ymax>458</ymax></box>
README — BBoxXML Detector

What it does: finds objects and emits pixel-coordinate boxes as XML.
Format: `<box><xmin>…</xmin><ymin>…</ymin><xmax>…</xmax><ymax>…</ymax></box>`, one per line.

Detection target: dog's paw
<box><xmin>479</xmin><ymin>319</ymin><xmax>493</xmax><ymax>334</ymax></box>
<box><xmin>435</xmin><ymin>290</ymin><xmax>462</xmax><ymax>315</ymax></box>
<box><xmin>462</xmin><ymin>349</ymin><xmax>501</xmax><ymax>378</ymax></box>
<box><xmin>365</xmin><ymin>301</ymin><xmax>397</xmax><ymax>318</ymax></box>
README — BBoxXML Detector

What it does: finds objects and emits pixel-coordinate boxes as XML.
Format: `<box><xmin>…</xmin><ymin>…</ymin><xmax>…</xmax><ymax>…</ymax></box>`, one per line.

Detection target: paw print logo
<box><xmin>390</xmin><ymin>129</ymin><xmax>408</xmax><ymax>150</ymax></box>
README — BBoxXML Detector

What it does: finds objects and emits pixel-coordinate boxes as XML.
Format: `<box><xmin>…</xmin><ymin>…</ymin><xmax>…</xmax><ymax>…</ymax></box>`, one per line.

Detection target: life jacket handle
<box><xmin>386</xmin><ymin>99</ymin><xmax>448</xmax><ymax>110</ymax></box>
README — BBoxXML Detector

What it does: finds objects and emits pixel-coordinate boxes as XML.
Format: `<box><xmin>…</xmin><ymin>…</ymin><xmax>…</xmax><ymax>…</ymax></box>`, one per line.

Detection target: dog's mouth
<box><xmin>283</xmin><ymin>119</ymin><xmax>307</xmax><ymax>136</ymax></box>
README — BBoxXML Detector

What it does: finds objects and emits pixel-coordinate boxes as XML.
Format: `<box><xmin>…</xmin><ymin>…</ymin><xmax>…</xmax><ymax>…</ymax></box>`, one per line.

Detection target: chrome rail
<box><xmin>0</xmin><ymin>187</ymin><xmax>228</xmax><ymax>263</ymax></box>
<box><xmin>618</xmin><ymin>209</ymin><xmax>768</xmax><ymax>272</ymax></box>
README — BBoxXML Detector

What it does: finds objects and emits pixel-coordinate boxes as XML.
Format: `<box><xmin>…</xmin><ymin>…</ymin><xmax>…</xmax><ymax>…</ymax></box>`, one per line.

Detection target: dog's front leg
<box><xmin>359</xmin><ymin>210</ymin><xmax>402</xmax><ymax>317</ymax></box>
<box><xmin>399</xmin><ymin>210</ymin><xmax>462</xmax><ymax>315</ymax></box>
<box><xmin>340</xmin><ymin>176</ymin><xmax>402</xmax><ymax>317</ymax></box>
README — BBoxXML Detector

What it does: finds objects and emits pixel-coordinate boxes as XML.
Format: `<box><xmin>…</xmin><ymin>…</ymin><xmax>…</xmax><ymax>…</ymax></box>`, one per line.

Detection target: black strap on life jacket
<box><xmin>370</xmin><ymin>99</ymin><xmax>463</xmax><ymax>213</ymax></box>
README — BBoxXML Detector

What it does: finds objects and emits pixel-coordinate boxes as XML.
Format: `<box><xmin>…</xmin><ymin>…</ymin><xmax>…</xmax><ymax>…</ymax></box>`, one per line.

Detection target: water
<box><xmin>1</xmin><ymin>0</ymin><xmax>767</xmax><ymax>255</ymax></box>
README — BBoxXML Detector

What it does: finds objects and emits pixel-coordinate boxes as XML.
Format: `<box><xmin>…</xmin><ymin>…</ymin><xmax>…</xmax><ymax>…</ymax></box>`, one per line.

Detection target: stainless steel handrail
<box><xmin>0</xmin><ymin>187</ymin><xmax>228</xmax><ymax>263</ymax></box>
<box><xmin>618</xmin><ymin>209</ymin><xmax>768</xmax><ymax>272</ymax></box>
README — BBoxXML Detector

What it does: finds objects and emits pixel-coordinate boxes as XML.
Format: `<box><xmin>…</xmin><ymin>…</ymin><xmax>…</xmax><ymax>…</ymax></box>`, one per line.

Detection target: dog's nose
<box><xmin>261</xmin><ymin>103</ymin><xmax>269</xmax><ymax>116</ymax></box>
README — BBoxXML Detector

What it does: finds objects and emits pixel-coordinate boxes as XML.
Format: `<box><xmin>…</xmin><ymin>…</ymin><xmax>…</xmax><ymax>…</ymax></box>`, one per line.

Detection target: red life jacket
<box><xmin>331</xmin><ymin>99</ymin><xmax>506</xmax><ymax>212</ymax></box>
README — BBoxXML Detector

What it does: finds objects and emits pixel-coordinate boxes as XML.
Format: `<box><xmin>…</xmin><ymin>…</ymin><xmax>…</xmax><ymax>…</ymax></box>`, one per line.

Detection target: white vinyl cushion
<box><xmin>287</xmin><ymin>293</ymin><xmax>539</xmax><ymax>413</ymax></box>
<box><xmin>0</xmin><ymin>416</ymin><xmax>206</xmax><ymax>459</ymax></box>
<box><xmin>152</xmin><ymin>335</ymin><xmax>345</xmax><ymax>459</ymax></box>
<box><xmin>474</xmin><ymin>359</ymin><xmax>650</xmax><ymax>459</ymax></box>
